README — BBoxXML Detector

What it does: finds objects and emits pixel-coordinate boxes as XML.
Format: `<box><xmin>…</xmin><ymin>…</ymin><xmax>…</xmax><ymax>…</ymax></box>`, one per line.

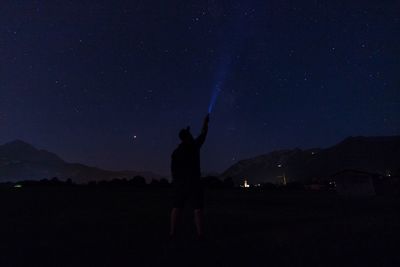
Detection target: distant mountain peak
<box><xmin>4</xmin><ymin>139</ymin><xmax>36</xmax><ymax>148</ymax></box>
<box><xmin>0</xmin><ymin>139</ymin><xmax>163</xmax><ymax>183</ymax></box>
<box><xmin>0</xmin><ymin>140</ymin><xmax>64</xmax><ymax>163</ymax></box>
<box><xmin>221</xmin><ymin>135</ymin><xmax>400</xmax><ymax>184</ymax></box>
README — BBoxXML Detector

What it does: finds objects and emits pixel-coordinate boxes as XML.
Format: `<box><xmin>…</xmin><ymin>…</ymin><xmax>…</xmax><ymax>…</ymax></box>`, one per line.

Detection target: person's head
<box><xmin>179</xmin><ymin>126</ymin><xmax>194</xmax><ymax>143</ymax></box>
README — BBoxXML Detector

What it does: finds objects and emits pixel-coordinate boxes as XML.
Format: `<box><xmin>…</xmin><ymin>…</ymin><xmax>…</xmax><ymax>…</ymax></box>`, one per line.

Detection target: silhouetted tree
<box><xmin>159</xmin><ymin>178</ymin><xmax>170</xmax><ymax>187</ymax></box>
<box><xmin>261</xmin><ymin>182</ymin><xmax>276</xmax><ymax>190</ymax></box>
<box><xmin>109</xmin><ymin>178</ymin><xmax>128</xmax><ymax>187</ymax></box>
<box><xmin>97</xmin><ymin>180</ymin><xmax>108</xmax><ymax>187</ymax></box>
<box><xmin>19</xmin><ymin>180</ymin><xmax>37</xmax><ymax>187</ymax></box>
<box><xmin>202</xmin><ymin>176</ymin><xmax>224</xmax><ymax>189</ymax></box>
<box><xmin>49</xmin><ymin>177</ymin><xmax>61</xmax><ymax>186</ymax></box>
<box><xmin>150</xmin><ymin>179</ymin><xmax>160</xmax><ymax>187</ymax></box>
<box><xmin>0</xmin><ymin>182</ymin><xmax>13</xmax><ymax>188</ymax></box>
<box><xmin>87</xmin><ymin>180</ymin><xmax>97</xmax><ymax>187</ymax></box>
<box><xmin>130</xmin><ymin>175</ymin><xmax>146</xmax><ymax>187</ymax></box>
<box><xmin>39</xmin><ymin>178</ymin><xmax>49</xmax><ymax>186</ymax></box>
<box><xmin>223</xmin><ymin>177</ymin><xmax>234</xmax><ymax>188</ymax></box>
<box><xmin>285</xmin><ymin>182</ymin><xmax>304</xmax><ymax>191</ymax></box>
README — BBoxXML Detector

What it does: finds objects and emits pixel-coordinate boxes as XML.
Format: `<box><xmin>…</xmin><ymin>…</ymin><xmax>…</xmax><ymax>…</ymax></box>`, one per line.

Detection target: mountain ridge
<box><xmin>0</xmin><ymin>140</ymin><xmax>163</xmax><ymax>183</ymax></box>
<box><xmin>221</xmin><ymin>135</ymin><xmax>400</xmax><ymax>184</ymax></box>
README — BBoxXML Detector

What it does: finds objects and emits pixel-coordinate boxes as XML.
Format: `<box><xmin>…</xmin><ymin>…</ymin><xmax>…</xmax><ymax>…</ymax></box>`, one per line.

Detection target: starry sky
<box><xmin>1</xmin><ymin>1</ymin><xmax>399</xmax><ymax>176</ymax></box>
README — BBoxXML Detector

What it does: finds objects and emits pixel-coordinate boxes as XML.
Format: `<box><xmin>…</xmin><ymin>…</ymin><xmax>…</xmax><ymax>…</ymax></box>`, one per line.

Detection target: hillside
<box><xmin>0</xmin><ymin>140</ymin><xmax>162</xmax><ymax>183</ymax></box>
<box><xmin>221</xmin><ymin>136</ymin><xmax>400</xmax><ymax>185</ymax></box>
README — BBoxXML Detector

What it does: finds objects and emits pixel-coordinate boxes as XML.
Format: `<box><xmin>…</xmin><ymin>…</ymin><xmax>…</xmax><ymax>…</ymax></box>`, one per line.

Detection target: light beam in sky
<box><xmin>207</xmin><ymin>54</ymin><xmax>232</xmax><ymax>113</ymax></box>
<box><xmin>208</xmin><ymin>83</ymin><xmax>222</xmax><ymax>113</ymax></box>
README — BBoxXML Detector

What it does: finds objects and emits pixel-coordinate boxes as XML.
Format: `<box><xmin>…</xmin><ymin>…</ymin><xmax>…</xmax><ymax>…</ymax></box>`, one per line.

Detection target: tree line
<box><xmin>2</xmin><ymin>175</ymin><xmax>236</xmax><ymax>189</ymax></box>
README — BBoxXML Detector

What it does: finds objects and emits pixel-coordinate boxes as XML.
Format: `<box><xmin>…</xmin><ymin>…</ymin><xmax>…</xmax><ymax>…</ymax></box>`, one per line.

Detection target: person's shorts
<box><xmin>172</xmin><ymin>180</ymin><xmax>204</xmax><ymax>209</ymax></box>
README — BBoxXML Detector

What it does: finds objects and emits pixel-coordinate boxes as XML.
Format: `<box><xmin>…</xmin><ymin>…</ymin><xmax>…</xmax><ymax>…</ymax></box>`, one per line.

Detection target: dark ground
<box><xmin>0</xmin><ymin>187</ymin><xmax>399</xmax><ymax>267</ymax></box>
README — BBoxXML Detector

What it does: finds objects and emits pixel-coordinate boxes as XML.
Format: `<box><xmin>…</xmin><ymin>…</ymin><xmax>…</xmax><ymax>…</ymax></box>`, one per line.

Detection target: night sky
<box><xmin>1</xmin><ymin>1</ymin><xmax>399</xmax><ymax>175</ymax></box>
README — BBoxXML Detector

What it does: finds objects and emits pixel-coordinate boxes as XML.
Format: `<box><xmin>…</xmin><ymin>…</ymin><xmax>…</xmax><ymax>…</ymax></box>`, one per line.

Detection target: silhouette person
<box><xmin>170</xmin><ymin>114</ymin><xmax>210</xmax><ymax>240</ymax></box>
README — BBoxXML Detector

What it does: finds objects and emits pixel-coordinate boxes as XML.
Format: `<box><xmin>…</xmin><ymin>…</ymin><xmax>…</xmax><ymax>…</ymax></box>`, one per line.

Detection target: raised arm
<box><xmin>195</xmin><ymin>114</ymin><xmax>210</xmax><ymax>147</ymax></box>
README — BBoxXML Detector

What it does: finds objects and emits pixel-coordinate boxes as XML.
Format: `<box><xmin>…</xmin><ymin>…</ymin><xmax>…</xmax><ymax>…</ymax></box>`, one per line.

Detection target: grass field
<box><xmin>0</xmin><ymin>187</ymin><xmax>399</xmax><ymax>267</ymax></box>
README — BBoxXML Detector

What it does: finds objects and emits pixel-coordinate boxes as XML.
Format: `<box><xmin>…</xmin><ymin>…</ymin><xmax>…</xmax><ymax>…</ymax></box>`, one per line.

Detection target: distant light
<box><xmin>277</xmin><ymin>164</ymin><xmax>282</xmax><ymax>168</ymax></box>
<box><xmin>14</xmin><ymin>184</ymin><xmax>22</xmax><ymax>188</ymax></box>
<box><xmin>244</xmin><ymin>179</ymin><xmax>250</xmax><ymax>188</ymax></box>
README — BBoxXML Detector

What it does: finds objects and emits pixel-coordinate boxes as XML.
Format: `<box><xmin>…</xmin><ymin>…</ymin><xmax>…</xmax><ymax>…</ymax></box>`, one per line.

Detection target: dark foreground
<box><xmin>0</xmin><ymin>187</ymin><xmax>399</xmax><ymax>267</ymax></box>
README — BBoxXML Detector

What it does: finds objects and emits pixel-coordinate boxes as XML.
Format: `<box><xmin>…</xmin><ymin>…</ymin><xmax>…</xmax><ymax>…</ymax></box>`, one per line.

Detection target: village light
<box><xmin>241</xmin><ymin>178</ymin><xmax>250</xmax><ymax>188</ymax></box>
<box><xmin>277</xmin><ymin>164</ymin><xmax>287</xmax><ymax>186</ymax></box>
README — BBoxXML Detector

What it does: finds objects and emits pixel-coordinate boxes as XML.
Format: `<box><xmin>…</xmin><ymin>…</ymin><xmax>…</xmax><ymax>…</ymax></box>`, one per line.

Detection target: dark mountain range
<box><xmin>0</xmin><ymin>140</ymin><xmax>162</xmax><ymax>183</ymax></box>
<box><xmin>221</xmin><ymin>136</ymin><xmax>400</xmax><ymax>185</ymax></box>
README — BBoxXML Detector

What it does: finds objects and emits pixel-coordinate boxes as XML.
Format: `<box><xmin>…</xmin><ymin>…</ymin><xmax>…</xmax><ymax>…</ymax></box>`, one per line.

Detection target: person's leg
<box><xmin>170</xmin><ymin>182</ymin><xmax>185</xmax><ymax>238</ymax></box>
<box><xmin>170</xmin><ymin>207</ymin><xmax>182</xmax><ymax>237</ymax></box>
<box><xmin>192</xmin><ymin>181</ymin><xmax>205</xmax><ymax>238</ymax></box>
<box><xmin>194</xmin><ymin>208</ymin><xmax>204</xmax><ymax>238</ymax></box>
